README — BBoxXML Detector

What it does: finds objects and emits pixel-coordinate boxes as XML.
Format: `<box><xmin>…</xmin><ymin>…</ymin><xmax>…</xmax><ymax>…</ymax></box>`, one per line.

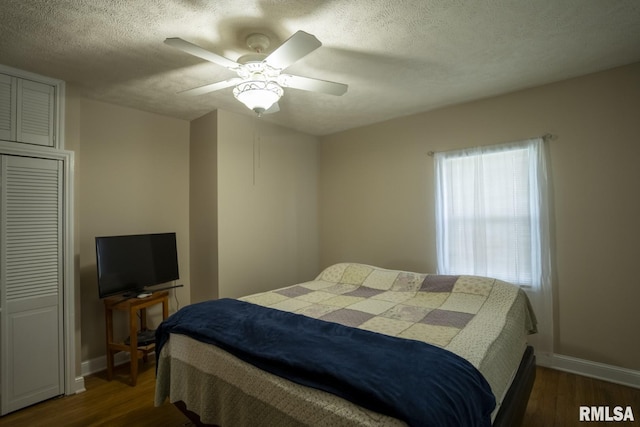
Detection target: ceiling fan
<box><xmin>164</xmin><ymin>31</ymin><xmax>348</xmax><ymax>115</ymax></box>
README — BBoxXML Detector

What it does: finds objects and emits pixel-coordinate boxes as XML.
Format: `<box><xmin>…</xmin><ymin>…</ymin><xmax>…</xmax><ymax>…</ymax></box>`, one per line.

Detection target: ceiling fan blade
<box><xmin>278</xmin><ymin>74</ymin><xmax>348</xmax><ymax>96</ymax></box>
<box><xmin>264</xmin><ymin>31</ymin><xmax>322</xmax><ymax>70</ymax></box>
<box><xmin>178</xmin><ymin>78</ymin><xmax>242</xmax><ymax>96</ymax></box>
<box><xmin>164</xmin><ymin>37</ymin><xmax>239</xmax><ymax>70</ymax></box>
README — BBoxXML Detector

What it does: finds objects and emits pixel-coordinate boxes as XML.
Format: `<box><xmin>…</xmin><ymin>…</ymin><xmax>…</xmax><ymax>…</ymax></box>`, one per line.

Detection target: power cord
<box><xmin>174</xmin><ymin>289</ymin><xmax>181</xmax><ymax>311</ymax></box>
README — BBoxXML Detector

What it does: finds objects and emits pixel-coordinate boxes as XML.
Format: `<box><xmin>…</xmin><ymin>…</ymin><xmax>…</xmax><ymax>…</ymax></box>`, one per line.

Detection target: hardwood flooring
<box><xmin>522</xmin><ymin>366</ymin><xmax>639</xmax><ymax>427</ymax></box>
<box><xmin>1</xmin><ymin>363</ymin><xmax>638</xmax><ymax>426</ymax></box>
<box><xmin>0</xmin><ymin>361</ymin><xmax>189</xmax><ymax>427</ymax></box>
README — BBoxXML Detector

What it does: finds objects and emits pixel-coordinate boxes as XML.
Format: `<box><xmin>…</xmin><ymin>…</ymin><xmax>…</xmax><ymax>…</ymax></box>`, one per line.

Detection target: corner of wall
<box><xmin>189</xmin><ymin>111</ymin><xmax>219</xmax><ymax>303</ymax></box>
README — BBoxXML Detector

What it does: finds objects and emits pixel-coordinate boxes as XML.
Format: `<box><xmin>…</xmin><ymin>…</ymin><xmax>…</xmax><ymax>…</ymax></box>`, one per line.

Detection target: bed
<box><xmin>155</xmin><ymin>263</ymin><xmax>537</xmax><ymax>427</ymax></box>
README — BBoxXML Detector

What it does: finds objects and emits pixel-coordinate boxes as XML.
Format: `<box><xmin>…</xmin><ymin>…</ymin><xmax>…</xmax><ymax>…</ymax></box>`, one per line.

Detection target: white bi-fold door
<box><xmin>0</xmin><ymin>154</ymin><xmax>64</xmax><ymax>415</ymax></box>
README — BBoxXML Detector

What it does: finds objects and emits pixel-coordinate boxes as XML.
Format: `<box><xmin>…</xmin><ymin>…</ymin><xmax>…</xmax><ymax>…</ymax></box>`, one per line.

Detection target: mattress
<box><xmin>155</xmin><ymin>263</ymin><xmax>537</xmax><ymax>426</ymax></box>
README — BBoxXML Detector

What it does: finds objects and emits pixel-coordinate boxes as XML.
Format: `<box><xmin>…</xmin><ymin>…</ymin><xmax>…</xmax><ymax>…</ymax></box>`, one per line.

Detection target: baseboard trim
<box><xmin>74</xmin><ymin>376</ymin><xmax>86</xmax><ymax>394</ymax></box>
<box><xmin>81</xmin><ymin>351</ymin><xmax>156</xmax><ymax>378</ymax></box>
<box><xmin>81</xmin><ymin>352</ymin><xmax>131</xmax><ymax>377</ymax></box>
<box><xmin>536</xmin><ymin>352</ymin><xmax>640</xmax><ymax>389</ymax></box>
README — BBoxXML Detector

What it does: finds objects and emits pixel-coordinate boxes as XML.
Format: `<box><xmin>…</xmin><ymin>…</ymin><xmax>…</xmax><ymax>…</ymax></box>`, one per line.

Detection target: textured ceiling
<box><xmin>1</xmin><ymin>0</ymin><xmax>639</xmax><ymax>136</ymax></box>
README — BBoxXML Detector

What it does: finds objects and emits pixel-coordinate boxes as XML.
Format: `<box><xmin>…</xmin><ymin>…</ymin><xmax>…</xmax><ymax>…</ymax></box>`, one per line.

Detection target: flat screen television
<box><xmin>96</xmin><ymin>232</ymin><xmax>179</xmax><ymax>298</ymax></box>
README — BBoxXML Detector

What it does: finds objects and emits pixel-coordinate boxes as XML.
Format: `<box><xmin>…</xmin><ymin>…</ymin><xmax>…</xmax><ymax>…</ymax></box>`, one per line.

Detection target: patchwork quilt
<box><xmin>245</xmin><ymin>265</ymin><xmax>502</xmax><ymax>348</ymax></box>
<box><xmin>242</xmin><ymin>263</ymin><xmax>536</xmax><ymax>396</ymax></box>
<box><xmin>156</xmin><ymin>263</ymin><xmax>537</xmax><ymax>426</ymax></box>
<box><xmin>156</xmin><ymin>298</ymin><xmax>496</xmax><ymax>426</ymax></box>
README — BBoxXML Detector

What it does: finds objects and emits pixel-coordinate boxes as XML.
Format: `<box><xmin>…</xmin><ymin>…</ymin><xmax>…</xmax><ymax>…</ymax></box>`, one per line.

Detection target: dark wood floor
<box><xmin>0</xmin><ymin>361</ymin><xmax>189</xmax><ymax>427</ymax></box>
<box><xmin>2</xmin><ymin>362</ymin><xmax>639</xmax><ymax>426</ymax></box>
<box><xmin>522</xmin><ymin>366</ymin><xmax>639</xmax><ymax>427</ymax></box>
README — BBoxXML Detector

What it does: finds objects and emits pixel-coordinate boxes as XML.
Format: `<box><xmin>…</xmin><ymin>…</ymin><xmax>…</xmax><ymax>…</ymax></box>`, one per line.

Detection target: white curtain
<box><xmin>434</xmin><ymin>137</ymin><xmax>553</xmax><ymax>354</ymax></box>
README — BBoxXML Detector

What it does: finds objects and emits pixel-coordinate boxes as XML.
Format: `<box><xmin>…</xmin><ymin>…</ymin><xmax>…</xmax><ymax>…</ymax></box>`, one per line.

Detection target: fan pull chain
<box><xmin>252</xmin><ymin>115</ymin><xmax>262</xmax><ymax>186</ymax></box>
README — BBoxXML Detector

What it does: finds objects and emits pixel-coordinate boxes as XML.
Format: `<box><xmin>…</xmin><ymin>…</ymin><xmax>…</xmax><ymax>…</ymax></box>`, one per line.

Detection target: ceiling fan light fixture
<box><xmin>166</xmin><ymin>30</ymin><xmax>347</xmax><ymax>115</ymax></box>
<box><xmin>233</xmin><ymin>80</ymin><xmax>283</xmax><ymax>114</ymax></box>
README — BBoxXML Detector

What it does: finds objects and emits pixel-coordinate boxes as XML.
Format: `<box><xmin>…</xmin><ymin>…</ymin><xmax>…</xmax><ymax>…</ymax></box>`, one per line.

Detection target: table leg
<box><xmin>129</xmin><ymin>306</ymin><xmax>138</xmax><ymax>386</ymax></box>
<box><xmin>105</xmin><ymin>307</ymin><xmax>114</xmax><ymax>380</ymax></box>
<box><xmin>162</xmin><ymin>297</ymin><xmax>169</xmax><ymax>319</ymax></box>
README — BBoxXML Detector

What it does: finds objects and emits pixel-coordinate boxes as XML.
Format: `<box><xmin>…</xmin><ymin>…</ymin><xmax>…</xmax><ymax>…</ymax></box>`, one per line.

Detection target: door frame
<box><xmin>0</xmin><ymin>140</ymin><xmax>78</xmax><ymax>396</ymax></box>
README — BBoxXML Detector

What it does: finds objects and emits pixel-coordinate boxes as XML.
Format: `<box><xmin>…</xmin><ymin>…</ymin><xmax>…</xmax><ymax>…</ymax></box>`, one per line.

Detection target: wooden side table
<box><xmin>103</xmin><ymin>290</ymin><xmax>169</xmax><ymax>386</ymax></box>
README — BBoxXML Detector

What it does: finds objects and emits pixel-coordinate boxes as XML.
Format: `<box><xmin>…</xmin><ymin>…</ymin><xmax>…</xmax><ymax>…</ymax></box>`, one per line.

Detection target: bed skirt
<box><xmin>168</xmin><ymin>345</ymin><xmax>536</xmax><ymax>427</ymax></box>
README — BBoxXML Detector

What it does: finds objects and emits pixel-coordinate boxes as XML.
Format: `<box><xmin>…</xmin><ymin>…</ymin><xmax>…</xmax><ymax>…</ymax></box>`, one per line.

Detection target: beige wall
<box><xmin>65</xmin><ymin>62</ymin><xmax>638</xmax><ymax>374</ymax></box>
<box><xmin>189</xmin><ymin>111</ymin><xmax>219</xmax><ymax>303</ymax></box>
<box><xmin>216</xmin><ymin>110</ymin><xmax>319</xmax><ymax>298</ymax></box>
<box><xmin>190</xmin><ymin>109</ymin><xmax>319</xmax><ymax>300</ymax></box>
<box><xmin>68</xmin><ymin>97</ymin><xmax>317</xmax><ymax>366</ymax></box>
<box><xmin>319</xmin><ymin>62</ymin><xmax>640</xmax><ymax>371</ymax></box>
<box><xmin>63</xmin><ymin>84</ymin><xmax>84</xmax><ymax>379</ymax></box>
<box><xmin>73</xmin><ymin>97</ymin><xmax>190</xmax><ymax>362</ymax></box>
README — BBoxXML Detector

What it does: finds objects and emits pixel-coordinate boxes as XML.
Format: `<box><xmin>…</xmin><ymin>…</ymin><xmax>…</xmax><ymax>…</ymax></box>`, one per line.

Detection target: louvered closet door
<box><xmin>16</xmin><ymin>79</ymin><xmax>54</xmax><ymax>147</ymax></box>
<box><xmin>0</xmin><ymin>74</ymin><xmax>17</xmax><ymax>142</ymax></box>
<box><xmin>0</xmin><ymin>155</ymin><xmax>63</xmax><ymax>415</ymax></box>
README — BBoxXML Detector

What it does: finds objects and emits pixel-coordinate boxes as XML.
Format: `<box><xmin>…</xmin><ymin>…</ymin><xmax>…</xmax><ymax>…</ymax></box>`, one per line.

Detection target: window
<box><xmin>434</xmin><ymin>137</ymin><xmax>553</xmax><ymax>354</ymax></box>
<box><xmin>434</xmin><ymin>138</ymin><xmax>550</xmax><ymax>288</ymax></box>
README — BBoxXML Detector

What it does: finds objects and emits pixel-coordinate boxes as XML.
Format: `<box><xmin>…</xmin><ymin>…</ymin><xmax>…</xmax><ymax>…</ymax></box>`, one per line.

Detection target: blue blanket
<box><xmin>156</xmin><ymin>298</ymin><xmax>495</xmax><ymax>427</ymax></box>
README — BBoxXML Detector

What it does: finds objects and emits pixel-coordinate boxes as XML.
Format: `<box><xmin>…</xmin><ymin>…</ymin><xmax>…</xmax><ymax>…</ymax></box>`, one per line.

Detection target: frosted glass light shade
<box><xmin>233</xmin><ymin>81</ymin><xmax>283</xmax><ymax>113</ymax></box>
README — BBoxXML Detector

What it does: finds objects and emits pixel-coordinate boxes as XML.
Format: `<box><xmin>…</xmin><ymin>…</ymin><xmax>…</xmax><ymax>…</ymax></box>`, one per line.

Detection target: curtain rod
<box><xmin>427</xmin><ymin>133</ymin><xmax>555</xmax><ymax>157</ymax></box>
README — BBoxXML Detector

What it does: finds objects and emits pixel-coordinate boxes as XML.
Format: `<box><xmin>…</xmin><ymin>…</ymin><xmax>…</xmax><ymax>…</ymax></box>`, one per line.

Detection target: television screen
<box><xmin>96</xmin><ymin>232</ymin><xmax>179</xmax><ymax>298</ymax></box>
